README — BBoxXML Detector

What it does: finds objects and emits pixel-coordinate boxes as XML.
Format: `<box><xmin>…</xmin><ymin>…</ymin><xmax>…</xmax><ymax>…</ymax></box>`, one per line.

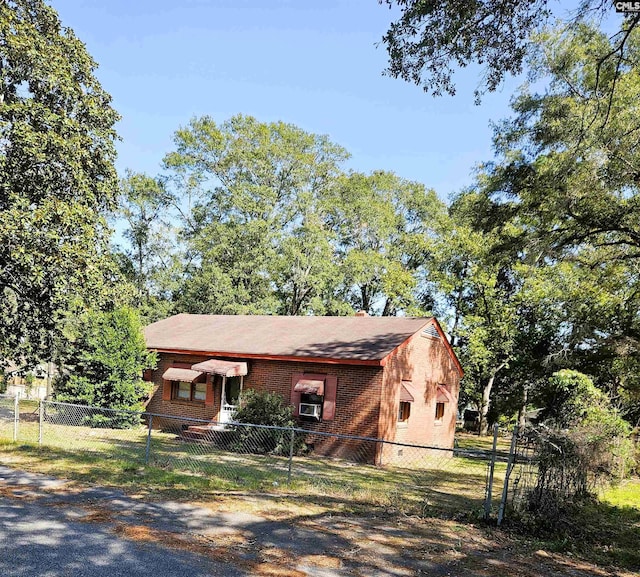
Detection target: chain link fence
<box><xmin>0</xmin><ymin>394</ymin><xmax>515</xmax><ymax>518</ymax></box>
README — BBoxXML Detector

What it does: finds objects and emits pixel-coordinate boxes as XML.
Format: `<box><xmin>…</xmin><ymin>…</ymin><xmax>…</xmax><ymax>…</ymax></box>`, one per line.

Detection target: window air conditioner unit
<box><xmin>299</xmin><ymin>402</ymin><xmax>322</xmax><ymax>419</ymax></box>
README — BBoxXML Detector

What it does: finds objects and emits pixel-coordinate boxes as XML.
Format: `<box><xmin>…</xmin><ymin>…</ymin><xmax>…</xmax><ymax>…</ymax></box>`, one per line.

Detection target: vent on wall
<box><xmin>421</xmin><ymin>324</ymin><xmax>441</xmax><ymax>339</ymax></box>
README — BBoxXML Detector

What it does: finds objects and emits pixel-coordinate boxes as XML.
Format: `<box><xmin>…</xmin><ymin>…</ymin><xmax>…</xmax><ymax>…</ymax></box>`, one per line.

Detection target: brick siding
<box><xmin>146</xmin><ymin>328</ymin><xmax>460</xmax><ymax>464</ymax></box>
<box><xmin>380</xmin><ymin>330</ymin><xmax>460</xmax><ymax>456</ymax></box>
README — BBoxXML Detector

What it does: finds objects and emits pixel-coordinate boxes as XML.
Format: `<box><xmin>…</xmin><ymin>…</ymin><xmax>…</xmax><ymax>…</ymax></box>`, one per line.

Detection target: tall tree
<box><xmin>164</xmin><ymin>114</ymin><xmax>349</xmax><ymax>315</ymax></box>
<box><xmin>381</xmin><ymin>1</ymin><xmax>637</xmax><ymax>101</ymax></box>
<box><xmin>115</xmin><ymin>171</ymin><xmax>179</xmax><ymax>321</ymax></box>
<box><xmin>328</xmin><ymin>170</ymin><xmax>445</xmax><ymax>316</ymax></box>
<box><xmin>428</xmin><ymin>202</ymin><xmax>520</xmax><ymax>434</ymax></box>
<box><xmin>454</xmin><ymin>22</ymin><xmax>640</xmax><ymax>426</ymax></box>
<box><xmin>0</xmin><ymin>0</ymin><xmax>120</xmax><ymax>362</ymax></box>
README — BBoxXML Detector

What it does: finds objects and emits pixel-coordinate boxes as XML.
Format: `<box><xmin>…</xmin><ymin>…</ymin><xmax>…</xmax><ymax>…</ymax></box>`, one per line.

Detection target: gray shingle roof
<box><xmin>144</xmin><ymin>314</ymin><xmax>435</xmax><ymax>362</ymax></box>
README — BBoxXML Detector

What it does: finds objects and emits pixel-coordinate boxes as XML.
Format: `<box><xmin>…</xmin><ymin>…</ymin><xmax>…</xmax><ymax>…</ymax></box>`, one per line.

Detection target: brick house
<box><xmin>143</xmin><ymin>313</ymin><xmax>463</xmax><ymax>464</ymax></box>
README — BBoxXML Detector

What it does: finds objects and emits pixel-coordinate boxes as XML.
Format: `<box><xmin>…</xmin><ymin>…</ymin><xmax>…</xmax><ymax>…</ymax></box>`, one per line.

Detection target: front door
<box><xmin>219</xmin><ymin>375</ymin><xmax>242</xmax><ymax>423</ymax></box>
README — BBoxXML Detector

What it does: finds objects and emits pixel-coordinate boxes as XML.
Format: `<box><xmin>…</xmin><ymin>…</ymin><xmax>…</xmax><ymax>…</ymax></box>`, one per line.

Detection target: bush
<box><xmin>231</xmin><ymin>389</ymin><xmax>303</xmax><ymax>455</ymax></box>
<box><xmin>54</xmin><ymin>307</ymin><xmax>156</xmax><ymax>427</ymax></box>
<box><xmin>520</xmin><ymin>370</ymin><xmax>635</xmax><ymax>530</ymax></box>
<box><xmin>233</xmin><ymin>389</ymin><xmax>295</xmax><ymax>427</ymax></box>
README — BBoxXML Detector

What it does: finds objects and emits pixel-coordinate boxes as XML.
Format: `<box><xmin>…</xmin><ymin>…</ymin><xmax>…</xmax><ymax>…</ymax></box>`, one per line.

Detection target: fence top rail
<box><xmin>44</xmin><ymin>399</ymin><xmax>147</xmax><ymax>416</ymax></box>
<box><xmin>35</xmin><ymin>399</ymin><xmax>497</xmax><ymax>458</ymax></box>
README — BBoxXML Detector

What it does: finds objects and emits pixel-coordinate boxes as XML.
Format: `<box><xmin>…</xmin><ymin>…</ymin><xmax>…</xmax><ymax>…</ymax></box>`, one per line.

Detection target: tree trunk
<box><xmin>479</xmin><ymin>374</ymin><xmax>495</xmax><ymax>436</ymax></box>
<box><xmin>517</xmin><ymin>386</ymin><xmax>528</xmax><ymax>431</ymax></box>
<box><xmin>478</xmin><ymin>360</ymin><xmax>508</xmax><ymax>436</ymax></box>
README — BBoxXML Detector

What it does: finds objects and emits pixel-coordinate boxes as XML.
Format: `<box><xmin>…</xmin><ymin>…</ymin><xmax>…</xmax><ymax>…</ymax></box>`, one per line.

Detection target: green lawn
<box><xmin>0</xmin><ymin>413</ymin><xmax>504</xmax><ymax>517</ymax></box>
<box><xmin>1</xmin><ymin>412</ymin><xmax>637</xmax><ymax>572</ymax></box>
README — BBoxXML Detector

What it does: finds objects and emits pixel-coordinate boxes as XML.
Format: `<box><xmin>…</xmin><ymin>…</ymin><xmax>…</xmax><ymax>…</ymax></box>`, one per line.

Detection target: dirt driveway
<box><xmin>0</xmin><ymin>465</ymin><xmax>633</xmax><ymax>577</ymax></box>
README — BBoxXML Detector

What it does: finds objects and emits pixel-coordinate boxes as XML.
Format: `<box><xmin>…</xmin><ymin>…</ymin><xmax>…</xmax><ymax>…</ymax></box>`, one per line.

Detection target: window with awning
<box><xmin>293</xmin><ymin>378</ymin><xmax>325</xmax><ymax>395</ymax></box>
<box><xmin>290</xmin><ymin>373</ymin><xmax>337</xmax><ymax>421</ymax></box>
<box><xmin>162</xmin><ymin>367</ymin><xmax>203</xmax><ymax>383</ymax></box>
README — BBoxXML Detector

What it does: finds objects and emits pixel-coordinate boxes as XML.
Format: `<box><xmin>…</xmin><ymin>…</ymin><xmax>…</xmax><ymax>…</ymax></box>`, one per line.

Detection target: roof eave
<box><xmin>148</xmin><ymin>348</ymin><xmax>385</xmax><ymax>367</ymax></box>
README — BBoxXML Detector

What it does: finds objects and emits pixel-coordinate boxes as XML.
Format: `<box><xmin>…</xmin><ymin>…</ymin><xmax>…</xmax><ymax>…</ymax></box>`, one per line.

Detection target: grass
<box><xmin>0</xmin><ymin>413</ymin><xmax>504</xmax><ymax>518</ymax></box>
<box><xmin>2</xmin><ymin>407</ymin><xmax>638</xmax><ymax>573</ymax></box>
<box><xmin>600</xmin><ymin>477</ymin><xmax>640</xmax><ymax>508</ymax></box>
<box><xmin>455</xmin><ymin>430</ymin><xmax>513</xmax><ymax>452</ymax></box>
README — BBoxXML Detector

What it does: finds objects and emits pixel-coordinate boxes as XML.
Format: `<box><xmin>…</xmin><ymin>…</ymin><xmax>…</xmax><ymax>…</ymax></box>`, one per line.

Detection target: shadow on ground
<box><xmin>0</xmin><ymin>465</ymin><xmax>636</xmax><ymax>577</ymax></box>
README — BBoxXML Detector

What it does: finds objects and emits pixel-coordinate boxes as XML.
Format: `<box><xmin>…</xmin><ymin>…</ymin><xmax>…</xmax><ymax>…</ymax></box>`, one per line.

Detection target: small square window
<box><xmin>193</xmin><ymin>382</ymin><xmax>207</xmax><ymax>401</ymax></box>
<box><xmin>435</xmin><ymin>402</ymin><xmax>445</xmax><ymax>421</ymax></box>
<box><xmin>398</xmin><ymin>401</ymin><xmax>411</xmax><ymax>422</ymax></box>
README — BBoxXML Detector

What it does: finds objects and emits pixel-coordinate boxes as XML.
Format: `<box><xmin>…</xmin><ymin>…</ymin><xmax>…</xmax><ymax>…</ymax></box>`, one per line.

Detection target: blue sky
<box><xmin>51</xmin><ymin>0</ymin><xmax>546</xmax><ymax>202</ymax></box>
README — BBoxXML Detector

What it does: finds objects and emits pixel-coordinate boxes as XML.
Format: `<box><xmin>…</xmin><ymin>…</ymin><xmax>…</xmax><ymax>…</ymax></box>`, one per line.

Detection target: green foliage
<box><xmin>540</xmin><ymin>370</ymin><xmax>607</xmax><ymax>428</ymax></box>
<box><xmin>381</xmin><ymin>1</ymin><xmax>630</xmax><ymax>101</ymax></box>
<box><xmin>234</xmin><ymin>389</ymin><xmax>295</xmax><ymax>428</ymax></box>
<box><xmin>525</xmin><ymin>371</ymin><xmax>635</xmax><ymax>527</ymax></box>
<box><xmin>0</xmin><ymin>0</ymin><xmax>121</xmax><ymax>363</ymax></box>
<box><xmin>525</xmin><ymin>421</ymin><xmax>635</xmax><ymax>534</ymax></box>
<box><xmin>157</xmin><ymin>115</ymin><xmax>446</xmax><ymax>317</ymax></box>
<box><xmin>540</xmin><ymin>370</ymin><xmax>635</xmax><ymax>478</ymax></box>
<box><xmin>231</xmin><ymin>389</ymin><xmax>298</xmax><ymax>455</ymax></box>
<box><xmin>165</xmin><ymin>114</ymin><xmax>349</xmax><ymax>316</ymax></box>
<box><xmin>54</xmin><ymin>307</ymin><xmax>156</xmax><ymax>427</ymax></box>
<box><xmin>431</xmin><ymin>21</ymin><xmax>640</xmax><ymax>433</ymax></box>
<box><xmin>113</xmin><ymin>170</ymin><xmax>178</xmax><ymax>319</ymax></box>
<box><xmin>328</xmin><ymin>170</ymin><xmax>446</xmax><ymax>315</ymax></box>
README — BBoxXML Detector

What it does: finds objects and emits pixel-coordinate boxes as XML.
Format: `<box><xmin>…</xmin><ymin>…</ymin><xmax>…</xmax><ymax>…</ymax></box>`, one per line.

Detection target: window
<box><xmin>299</xmin><ymin>393</ymin><xmax>323</xmax><ymax>421</ymax></box>
<box><xmin>291</xmin><ymin>373</ymin><xmax>337</xmax><ymax>422</ymax></box>
<box><xmin>398</xmin><ymin>401</ymin><xmax>411</xmax><ymax>422</ymax></box>
<box><xmin>435</xmin><ymin>402</ymin><xmax>445</xmax><ymax>422</ymax></box>
<box><xmin>172</xmin><ymin>381</ymin><xmax>206</xmax><ymax>402</ymax></box>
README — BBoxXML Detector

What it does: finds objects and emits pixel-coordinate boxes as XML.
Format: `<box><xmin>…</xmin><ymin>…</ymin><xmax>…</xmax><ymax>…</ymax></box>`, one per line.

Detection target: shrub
<box><xmin>521</xmin><ymin>370</ymin><xmax>635</xmax><ymax>530</ymax></box>
<box><xmin>231</xmin><ymin>389</ymin><xmax>302</xmax><ymax>455</ymax></box>
<box><xmin>523</xmin><ymin>417</ymin><xmax>633</xmax><ymax>531</ymax></box>
<box><xmin>233</xmin><ymin>389</ymin><xmax>295</xmax><ymax>427</ymax></box>
<box><xmin>54</xmin><ymin>307</ymin><xmax>156</xmax><ymax>427</ymax></box>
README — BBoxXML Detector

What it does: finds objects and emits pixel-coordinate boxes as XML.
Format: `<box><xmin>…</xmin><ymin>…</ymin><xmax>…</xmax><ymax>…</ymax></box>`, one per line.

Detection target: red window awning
<box><xmin>437</xmin><ymin>385</ymin><xmax>452</xmax><ymax>403</ymax></box>
<box><xmin>162</xmin><ymin>367</ymin><xmax>203</xmax><ymax>382</ymax></box>
<box><xmin>294</xmin><ymin>378</ymin><xmax>325</xmax><ymax>395</ymax></box>
<box><xmin>190</xmin><ymin>359</ymin><xmax>248</xmax><ymax>377</ymax></box>
<box><xmin>400</xmin><ymin>382</ymin><xmax>415</xmax><ymax>402</ymax></box>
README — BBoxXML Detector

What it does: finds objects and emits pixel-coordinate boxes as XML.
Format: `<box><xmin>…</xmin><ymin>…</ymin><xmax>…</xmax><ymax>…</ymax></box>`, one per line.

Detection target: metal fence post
<box><xmin>13</xmin><ymin>394</ymin><xmax>20</xmax><ymax>442</ymax></box>
<box><xmin>145</xmin><ymin>415</ymin><xmax>153</xmax><ymax>464</ymax></box>
<box><xmin>38</xmin><ymin>400</ymin><xmax>44</xmax><ymax>445</ymax></box>
<box><xmin>484</xmin><ymin>423</ymin><xmax>499</xmax><ymax>520</ymax></box>
<box><xmin>497</xmin><ymin>425</ymin><xmax>519</xmax><ymax>526</ymax></box>
<box><xmin>287</xmin><ymin>427</ymin><xmax>295</xmax><ymax>485</ymax></box>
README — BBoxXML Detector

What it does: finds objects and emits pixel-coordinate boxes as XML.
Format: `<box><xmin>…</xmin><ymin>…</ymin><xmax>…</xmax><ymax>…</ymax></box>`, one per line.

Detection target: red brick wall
<box><xmin>247</xmin><ymin>359</ymin><xmax>384</xmax><ymax>462</ymax></box>
<box><xmin>379</xmin><ymin>330</ymin><xmax>460</xmax><ymax>455</ymax></box>
<box><xmin>145</xmin><ymin>353</ymin><xmax>221</xmax><ymax>430</ymax></box>
<box><xmin>146</xmin><ymin>338</ymin><xmax>460</xmax><ymax>464</ymax></box>
<box><xmin>147</xmin><ymin>354</ymin><xmax>384</xmax><ymax>443</ymax></box>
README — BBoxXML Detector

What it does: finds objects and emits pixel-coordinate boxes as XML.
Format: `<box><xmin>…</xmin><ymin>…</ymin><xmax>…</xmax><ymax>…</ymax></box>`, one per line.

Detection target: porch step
<box><xmin>188</xmin><ymin>425</ymin><xmax>225</xmax><ymax>433</ymax></box>
<box><xmin>180</xmin><ymin>430</ymin><xmax>211</xmax><ymax>441</ymax></box>
<box><xmin>179</xmin><ymin>424</ymin><xmax>228</xmax><ymax>442</ymax></box>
